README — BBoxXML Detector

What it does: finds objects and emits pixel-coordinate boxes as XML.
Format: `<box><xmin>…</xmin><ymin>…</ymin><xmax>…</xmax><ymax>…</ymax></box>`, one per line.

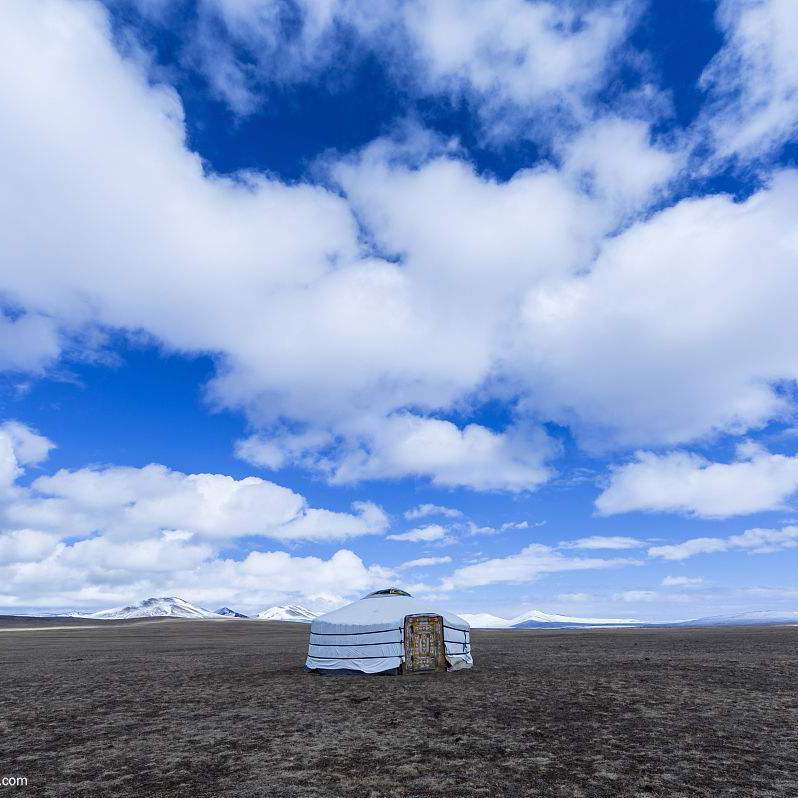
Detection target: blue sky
<box><xmin>1</xmin><ymin>0</ymin><xmax>798</xmax><ymax>619</ymax></box>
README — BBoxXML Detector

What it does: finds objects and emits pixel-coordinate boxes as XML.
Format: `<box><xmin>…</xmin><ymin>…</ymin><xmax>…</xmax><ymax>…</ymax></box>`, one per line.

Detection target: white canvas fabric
<box><xmin>306</xmin><ymin>590</ymin><xmax>473</xmax><ymax>674</ymax></box>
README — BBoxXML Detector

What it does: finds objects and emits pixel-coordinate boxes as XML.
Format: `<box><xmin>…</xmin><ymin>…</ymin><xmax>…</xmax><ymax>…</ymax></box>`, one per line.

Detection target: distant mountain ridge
<box><xmin>460</xmin><ymin>609</ymin><xmax>639</xmax><ymax>629</ymax></box>
<box><xmin>31</xmin><ymin>599</ymin><xmax>798</xmax><ymax>628</ymax></box>
<box><xmin>256</xmin><ymin>605</ymin><xmax>318</xmax><ymax>622</ymax></box>
<box><xmin>460</xmin><ymin>607</ymin><xmax>798</xmax><ymax>629</ymax></box>
<box><xmin>79</xmin><ymin>597</ymin><xmax>219</xmax><ymax>620</ymax></box>
<box><xmin>458</xmin><ymin>613</ymin><xmax>512</xmax><ymax>629</ymax></box>
<box><xmin>679</xmin><ymin>610</ymin><xmax>798</xmax><ymax>627</ymax></box>
<box><xmin>46</xmin><ymin>598</ymin><xmax>320</xmax><ymax>622</ymax></box>
<box><xmin>510</xmin><ymin>610</ymin><xmax>640</xmax><ymax>628</ymax></box>
<box><xmin>215</xmin><ymin>607</ymin><xmax>249</xmax><ymax>618</ymax></box>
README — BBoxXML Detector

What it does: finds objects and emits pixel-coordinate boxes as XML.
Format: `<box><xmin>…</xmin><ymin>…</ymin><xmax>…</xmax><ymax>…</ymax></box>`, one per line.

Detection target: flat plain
<box><xmin>1</xmin><ymin>618</ymin><xmax>796</xmax><ymax>798</ymax></box>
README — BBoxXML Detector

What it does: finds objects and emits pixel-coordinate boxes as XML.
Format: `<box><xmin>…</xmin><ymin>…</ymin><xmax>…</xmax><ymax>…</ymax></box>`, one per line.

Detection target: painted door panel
<box><xmin>403</xmin><ymin>614</ymin><xmax>446</xmax><ymax>673</ymax></box>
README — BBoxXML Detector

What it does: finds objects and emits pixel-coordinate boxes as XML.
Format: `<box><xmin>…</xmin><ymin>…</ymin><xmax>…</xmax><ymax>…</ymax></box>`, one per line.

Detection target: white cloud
<box><xmin>465</xmin><ymin>520</ymin><xmax>538</xmax><ymax>536</ymax></box>
<box><xmin>0</xmin><ymin>529</ymin><xmax>61</xmax><ymax>564</ymax></box>
<box><xmin>0</xmin><ymin>422</ymin><xmax>387</xmax><ymax>544</ymax></box>
<box><xmin>5</xmin><ymin>0</ymin><xmax>798</xmax><ymax>498</ymax></box>
<box><xmin>648</xmin><ymin>537</ymin><xmax>729</xmax><ymax>561</ymax></box>
<box><xmin>441</xmin><ymin>543</ymin><xmax>639</xmax><ymax>589</ymax></box>
<box><xmin>662</xmin><ymin>575</ymin><xmax>704</xmax><ymax>587</ymax></box>
<box><xmin>387</xmin><ymin>524</ymin><xmax>451</xmax><ymax>543</ymax></box>
<box><xmin>235</xmin><ymin>430</ymin><xmax>334</xmax><ymax>471</ymax></box>
<box><xmin>518</xmin><ymin>173</ymin><xmax>798</xmax><ymax>449</ymax></box>
<box><xmin>465</xmin><ymin>521</ymin><xmax>498</xmax><ymax>536</ymax></box>
<box><xmin>168</xmin><ymin>0</ymin><xmax>637</xmax><ymax>140</ymax></box>
<box><xmin>615</xmin><ymin>590</ymin><xmax>657</xmax><ymax>602</ymax></box>
<box><xmin>560</xmin><ymin>535</ymin><xmax>645</xmax><ymax>550</ymax></box>
<box><xmin>397</xmin><ymin>556</ymin><xmax>452</xmax><ymax>570</ymax></box>
<box><xmin>0</xmin><ymin>542</ymin><xmax>394</xmax><ymax>613</ymax></box>
<box><xmin>7</xmin><ymin>464</ymin><xmax>387</xmax><ymax>543</ymax></box>
<box><xmin>239</xmin><ymin>414</ymin><xmax>558</xmax><ymax>492</ymax></box>
<box><xmin>391</xmin><ymin>0</ymin><xmax>637</xmax><ymax>140</ymax></box>
<box><xmin>648</xmin><ymin>525</ymin><xmax>798</xmax><ymax>561</ymax></box>
<box><xmin>0</xmin><ymin>313</ymin><xmax>61</xmax><ymax>374</ymax></box>
<box><xmin>330</xmin><ymin>416</ymin><xmax>557</xmax><ymax>492</ymax></box>
<box><xmin>0</xmin><ymin>421</ymin><xmax>397</xmax><ymax>611</ymax></box>
<box><xmin>727</xmin><ymin>526</ymin><xmax>798</xmax><ymax>553</ymax></box>
<box><xmin>701</xmin><ymin>0</ymin><xmax>798</xmax><ymax>160</ymax></box>
<box><xmin>562</xmin><ymin>116</ymin><xmax>680</xmax><ymax>211</ymax></box>
<box><xmin>501</xmin><ymin>521</ymin><xmax>532</xmax><ymax>531</ymax></box>
<box><xmin>266</xmin><ymin>502</ymin><xmax>389</xmax><ymax>542</ymax></box>
<box><xmin>404</xmin><ymin>504</ymin><xmax>463</xmax><ymax>520</ymax></box>
<box><xmin>0</xmin><ymin>422</ymin><xmax>54</xmax><ymax>494</ymax></box>
<box><xmin>596</xmin><ymin>444</ymin><xmax>798</xmax><ymax>518</ymax></box>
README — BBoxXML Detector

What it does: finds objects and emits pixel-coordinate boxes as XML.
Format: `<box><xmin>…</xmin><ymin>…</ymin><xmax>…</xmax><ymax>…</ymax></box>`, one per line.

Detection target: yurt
<box><xmin>305</xmin><ymin>588</ymin><xmax>473</xmax><ymax>675</ymax></box>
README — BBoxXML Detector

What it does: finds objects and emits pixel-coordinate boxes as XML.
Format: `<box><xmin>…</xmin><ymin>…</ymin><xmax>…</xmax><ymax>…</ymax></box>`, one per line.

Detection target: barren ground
<box><xmin>1</xmin><ymin>618</ymin><xmax>796</xmax><ymax>797</ymax></box>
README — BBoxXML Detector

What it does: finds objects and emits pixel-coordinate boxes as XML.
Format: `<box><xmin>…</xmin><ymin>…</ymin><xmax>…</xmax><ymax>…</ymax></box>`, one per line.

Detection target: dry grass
<box><xmin>1</xmin><ymin>618</ymin><xmax>797</xmax><ymax>797</ymax></box>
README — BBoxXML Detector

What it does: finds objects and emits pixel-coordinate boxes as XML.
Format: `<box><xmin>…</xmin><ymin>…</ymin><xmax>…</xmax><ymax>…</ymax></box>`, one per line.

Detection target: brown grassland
<box><xmin>1</xmin><ymin>618</ymin><xmax>796</xmax><ymax>797</ymax></box>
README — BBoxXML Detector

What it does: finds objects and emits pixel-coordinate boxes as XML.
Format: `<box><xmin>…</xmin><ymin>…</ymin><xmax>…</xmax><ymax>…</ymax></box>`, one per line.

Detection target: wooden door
<box><xmin>403</xmin><ymin>614</ymin><xmax>446</xmax><ymax>673</ymax></box>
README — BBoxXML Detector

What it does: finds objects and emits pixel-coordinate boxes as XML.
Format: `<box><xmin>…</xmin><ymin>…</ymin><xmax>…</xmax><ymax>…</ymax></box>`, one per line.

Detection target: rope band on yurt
<box><xmin>307</xmin><ymin>654</ymin><xmax>403</xmax><ymax>661</ymax></box>
<box><xmin>309</xmin><ymin>627</ymin><xmax>402</xmax><ymax>636</ymax></box>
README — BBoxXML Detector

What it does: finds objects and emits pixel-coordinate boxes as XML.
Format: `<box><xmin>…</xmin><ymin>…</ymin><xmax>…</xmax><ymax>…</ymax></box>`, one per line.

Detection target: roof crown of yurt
<box><xmin>306</xmin><ymin>588</ymin><xmax>473</xmax><ymax>675</ymax></box>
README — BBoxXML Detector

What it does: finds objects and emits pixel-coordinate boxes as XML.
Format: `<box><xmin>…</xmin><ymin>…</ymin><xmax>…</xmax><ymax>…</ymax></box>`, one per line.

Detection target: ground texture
<box><xmin>1</xmin><ymin>619</ymin><xmax>796</xmax><ymax>797</ymax></box>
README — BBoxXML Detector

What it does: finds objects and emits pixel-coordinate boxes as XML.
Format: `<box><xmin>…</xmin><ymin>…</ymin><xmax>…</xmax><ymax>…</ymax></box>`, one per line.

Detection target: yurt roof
<box><xmin>310</xmin><ymin>588</ymin><xmax>470</xmax><ymax>634</ymax></box>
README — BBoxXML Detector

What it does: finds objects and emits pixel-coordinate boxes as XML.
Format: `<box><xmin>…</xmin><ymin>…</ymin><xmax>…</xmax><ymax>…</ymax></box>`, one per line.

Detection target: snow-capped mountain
<box><xmin>461</xmin><ymin>607</ymin><xmax>798</xmax><ymax>629</ymax></box>
<box><xmin>509</xmin><ymin>610</ymin><xmax>639</xmax><ymax>628</ymax></box>
<box><xmin>680</xmin><ymin>610</ymin><xmax>798</xmax><ymax>627</ymax></box>
<box><xmin>215</xmin><ymin>607</ymin><xmax>249</xmax><ymax>618</ymax></box>
<box><xmin>460</xmin><ymin>609</ymin><xmax>639</xmax><ymax>629</ymax></box>
<box><xmin>82</xmin><ymin>597</ymin><xmax>219</xmax><ymax>620</ymax></box>
<box><xmin>256</xmin><ymin>605</ymin><xmax>318</xmax><ymax>622</ymax></box>
<box><xmin>459</xmin><ymin>613</ymin><xmax>512</xmax><ymax>629</ymax></box>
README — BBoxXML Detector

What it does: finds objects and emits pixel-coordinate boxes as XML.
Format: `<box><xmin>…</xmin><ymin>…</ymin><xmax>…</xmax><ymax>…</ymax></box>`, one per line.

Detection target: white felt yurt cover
<box><xmin>305</xmin><ymin>589</ymin><xmax>473</xmax><ymax>674</ymax></box>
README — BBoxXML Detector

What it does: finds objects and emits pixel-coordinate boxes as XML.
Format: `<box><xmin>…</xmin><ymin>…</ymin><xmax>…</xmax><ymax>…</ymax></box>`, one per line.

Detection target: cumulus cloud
<box><xmin>404</xmin><ymin>504</ymin><xmax>463</xmax><ymax>520</ymax></box>
<box><xmin>0</xmin><ymin>542</ymin><xmax>394</xmax><ymax>613</ymax></box>
<box><xmin>238</xmin><ymin>415</ymin><xmax>557</xmax><ymax>491</ymax></box>
<box><xmin>701</xmin><ymin>0</ymin><xmax>798</xmax><ymax>160</ymax></box>
<box><xmin>154</xmin><ymin>0</ymin><xmax>638</xmax><ymax>139</ymax></box>
<box><xmin>4</xmin><ymin>0</ymin><xmax>798</xmax><ymax>499</ymax></box>
<box><xmin>0</xmin><ymin>422</ymin><xmax>54</xmax><ymax>494</ymax></box>
<box><xmin>441</xmin><ymin>544</ymin><xmax>639</xmax><ymax>589</ymax></box>
<box><xmin>329</xmin><ymin>416</ymin><xmax>557</xmax><ymax>491</ymax></box>
<box><xmin>0</xmin><ymin>421</ymin><xmax>387</xmax><ymax>546</ymax></box>
<box><xmin>1</xmin><ymin>0</ymin><xmax>586</xmax><ymax>493</ymax></box>
<box><xmin>387</xmin><ymin>0</ymin><xmax>638</xmax><ymax>140</ymax></box>
<box><xmin>0</xmin><ymin>421</ymin><xmax>397</xmax><ymax>610</ymax></box>
<box><xmin>560</xmin><ymin>535</ymin><xmax>645</xmax><ymax>550</ymax></box>
<box><xmin>235</xmin><ymin>430</ymin><xmax>334</xmax><ymax>472</ymax></box>
<box><xmin>596</xmin><ymin>444</ymin><xmax>798</xmax><ymax>518</ymax></box>
<box><xmin>648</xmin><ymin>525</ymin><xmax>798</xmax><ymax>561</ymax></box>
<box><xmin>518</xmin><ymin>173</ymin><xmax>798</xmax><ymax>448</ymax></box>
<box><xmin>3</xmin><ymin>463</ymin><xmax>387</xmax><ymax>543</ymax></box>
<box><xmin>0</xmin><ymin>529</ymin><xmax>61</xmax><ymax>565</ymax></box>
<box><xmin>1</xmin><ymin>0</ymin><xmax>562</xmax><ymax>493</ymax></box>
<box><xmin>561</xmin><ymin>116</ymin><xmax>680</xmax><ymax>211</ymax></box>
